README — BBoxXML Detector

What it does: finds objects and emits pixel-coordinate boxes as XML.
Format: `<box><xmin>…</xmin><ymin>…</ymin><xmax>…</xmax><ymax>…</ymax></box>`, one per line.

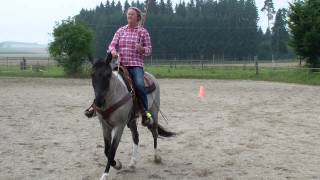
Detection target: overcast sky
<box><xmin>0</xmin><ymin>0</ymin><xmax>291</xmax><ymax>44</ymax></box>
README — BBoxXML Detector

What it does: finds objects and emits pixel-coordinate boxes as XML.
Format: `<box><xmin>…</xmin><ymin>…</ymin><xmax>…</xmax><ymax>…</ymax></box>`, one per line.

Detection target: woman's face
<box><xmin>127</xmin><ymin>9</ymin><xmax>139</xmax><ymax>25</ymax></box>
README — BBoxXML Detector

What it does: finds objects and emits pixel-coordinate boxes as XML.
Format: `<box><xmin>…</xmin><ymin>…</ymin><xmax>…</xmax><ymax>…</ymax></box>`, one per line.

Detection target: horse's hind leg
<box><xmin>128</xmin><ymin>119</ymin><xmax>139</xmax><ymax>168</ymax></box>
<box><xmin>148</xmin><ymin>113</ymin><xmax>162</xmax><ymax>164</ymax></box>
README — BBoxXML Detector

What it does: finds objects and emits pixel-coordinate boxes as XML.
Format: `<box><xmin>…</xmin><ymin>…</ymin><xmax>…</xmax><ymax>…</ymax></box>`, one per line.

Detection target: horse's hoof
<box><xmin>128</xmin><ymin>159</ymin><xmax>137</xmax><ymax>169</ymax></box>
<box><xmin>128</xmin><ymin>163</ymin><xmax>136</xmax><ymax>169</ymax></box>
<box><xmin>84</xmin><ymin>109</ymin><xmax>96</xmax><ymax>118</ymax></box>
<box><xmin>154</xmin><ymin>154</ymin><xmax>162</xmax><ymax>164</ymax></box>
<box><xmin>113</xmin><ymin>159</ymin><xmax>122</xmax><ymax>170</ymax></box>
<box><xmin>100</xmin><ymin>173</ymin><xmax>109</xmax><ymax>180</ymax></box>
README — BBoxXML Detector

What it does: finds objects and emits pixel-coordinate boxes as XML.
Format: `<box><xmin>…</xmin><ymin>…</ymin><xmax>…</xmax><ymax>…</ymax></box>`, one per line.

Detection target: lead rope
<box><xmin>115</xmin><ymin>54</ymin><xmax>127</xmax><ymax>94</ymax></box>
<box><xmin>117</xmin><ymin>54</ymin><xmax>120</xmax><ymax>73</ymax></box>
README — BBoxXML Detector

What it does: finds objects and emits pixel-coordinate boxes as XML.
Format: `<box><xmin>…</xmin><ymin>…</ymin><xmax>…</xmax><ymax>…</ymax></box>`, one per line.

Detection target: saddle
<box><xmin>117</xmin><ymin>66</ymin><xmax>156</xmax><ymax>113</ymax></box>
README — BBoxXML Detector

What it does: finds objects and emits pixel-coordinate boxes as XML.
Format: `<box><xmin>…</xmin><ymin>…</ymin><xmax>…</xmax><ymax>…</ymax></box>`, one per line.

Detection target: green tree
<box><xmin>261</xmin><ymin>0</ymin><xmax>276</xmax><ymax>30</ymax></box>
<box><xmin>261</xmin><ymin>0</ymin><xmax>275</xmax><ymax>60</ymax></box>
<box><xmin>75</xmin><ymin>0</ymin><xmax>260</xmax><ymax>60</ymax></box>
<box><xmin>159</xmin><ymin>0</ymin><xmax>166</xmax><ymax>14</ymax></box>
<box><xmin>166</xmin><ymin>0</ymin><xmax>173</xmax><ymax>14</ymax></box>
<box><xmin>258</xmin><ymin>28</ymin><xmax>273</xmax><ymax>60</ymax></box>
<box><xmin>272</xmin><ymin>8</ymin><xmax>289</xmax><ymax>59</ymax></box>
<box><xmin>289</xmin><ymin>0</ymin><xmax>320</xmax><ymax>70</ymax></box>
<box><xmin>124</xmin><ymin>0</ymin><xmax>130</xmax><ymax>12</ymax></box>
<box><xmin>49</xmin><ymin>18</ymin><xmax>94</xmax><ymax>75</ymax></box>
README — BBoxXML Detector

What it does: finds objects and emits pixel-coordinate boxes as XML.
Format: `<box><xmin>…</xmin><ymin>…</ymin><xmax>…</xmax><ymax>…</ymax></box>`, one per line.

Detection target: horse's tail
<box><xmin>157</xmin><ymin>124</ymin><xmax>176</xmax><ymax>137</ymax></box>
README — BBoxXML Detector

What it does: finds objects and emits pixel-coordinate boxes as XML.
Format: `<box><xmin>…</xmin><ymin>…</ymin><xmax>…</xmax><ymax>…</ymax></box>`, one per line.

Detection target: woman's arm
<box><xmin>108</xmin><ymin>29</ymin><xmax>121</xmax><ymax>56</ymax></box>
<box><xmin>142</xmin><ymin>30</ymin><xmax>152</xmax><ymax>56</ymax></box>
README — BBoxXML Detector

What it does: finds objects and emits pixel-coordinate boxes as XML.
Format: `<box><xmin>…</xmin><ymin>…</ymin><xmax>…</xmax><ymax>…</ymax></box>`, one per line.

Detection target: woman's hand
<box><xmin>111</xmin><ymin>50</ymin><xmax>118</xmax><ymax>58</ymax></box>
<box><xmin>135</xmin><ymin>44</ymin><xmax>145</xmax><ymax>55</ymax></box>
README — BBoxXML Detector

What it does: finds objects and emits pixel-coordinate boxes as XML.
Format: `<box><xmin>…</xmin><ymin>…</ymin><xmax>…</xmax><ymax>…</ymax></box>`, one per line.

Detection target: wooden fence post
<box><xmin>299</xmin><ymin>56</ymin><xmax>302</xmax><ymax>67</ymax></box>
<box><xmin>48</xmin><ymin>58</ymin><xmax>50</xmax><ymax>70</ymax></box>
<box><xmin>254</xmin><ymin>56</ymin><xmax>259</xmax><ymax>75</ymax></box>
<box><xmin>212</xmin><ymin>55</ymin><xmax>215</xmax><ymax>65</ymax></box>
<box><xmin>201</xmin><ymin>60</ymin><xmax>204</xmax><ymax>70</ymax></box>
<box><xmin>6</xmin><ymin>57</ymin><xmax>8</xmax><ymax>71</ymax></box>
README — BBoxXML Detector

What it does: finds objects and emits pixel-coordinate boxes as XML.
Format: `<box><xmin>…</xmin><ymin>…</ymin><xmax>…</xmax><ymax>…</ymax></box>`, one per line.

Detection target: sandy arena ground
<box><xmin>0</xmin><ymin>77</ymin><xmax>320</xmax><ymax>180</ymax></box>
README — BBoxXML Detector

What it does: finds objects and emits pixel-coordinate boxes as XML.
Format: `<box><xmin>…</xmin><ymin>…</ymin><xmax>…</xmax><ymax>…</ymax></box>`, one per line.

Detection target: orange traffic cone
<box><xmin>198</xmin><ymin>86</ymin><xmax>205</xmax><ymax>98</ymax></box>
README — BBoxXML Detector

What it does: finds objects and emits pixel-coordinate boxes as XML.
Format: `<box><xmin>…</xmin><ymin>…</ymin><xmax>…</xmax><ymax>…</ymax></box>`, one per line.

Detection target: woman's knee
<box><xmin>134</xmin><ymin>78</ymin><xmax>145</xmax><ymax>92</ymax></box>
<box><xmin>129</xmin><ymin>67</ymin><xmax>145</xmax><ymax>92</ymax></box>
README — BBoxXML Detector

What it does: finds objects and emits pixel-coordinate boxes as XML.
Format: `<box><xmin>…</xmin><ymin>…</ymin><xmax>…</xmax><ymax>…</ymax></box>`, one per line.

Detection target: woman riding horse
<box><xmin>84</xmin><ymin>7</ymin><xmax>176</xmax><ymax>180</ymax></box>
<box><xmin>109</xmin><ymin>7</ymin><xmax>153</xmax><ymax>126</ymax></box>
<box><xmin>86</xmin><ymin>7</ymin><xmax>153</xmax><ymax>126</ymax></box>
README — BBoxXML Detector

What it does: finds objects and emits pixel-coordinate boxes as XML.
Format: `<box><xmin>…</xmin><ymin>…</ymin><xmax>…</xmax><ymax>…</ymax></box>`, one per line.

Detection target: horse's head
<box><xmin>91</xmin><ymin>52</ymin><xmax>113</xmax><ymax>108</ymax></box>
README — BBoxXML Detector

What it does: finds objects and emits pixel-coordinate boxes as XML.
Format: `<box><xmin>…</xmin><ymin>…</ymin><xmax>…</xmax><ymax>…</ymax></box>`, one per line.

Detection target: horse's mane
<box><xmin>92</xmin><ymin>58</ymin><xmax>107</xmax><ymax>68</ymax></box>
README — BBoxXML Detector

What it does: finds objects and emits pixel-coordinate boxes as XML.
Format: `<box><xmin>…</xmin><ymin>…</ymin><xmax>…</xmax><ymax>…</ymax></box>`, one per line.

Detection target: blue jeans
<box><xmin>128</xmin><ymin>66</ymin><xmax>148</xmax><ymax>111</ymax></box>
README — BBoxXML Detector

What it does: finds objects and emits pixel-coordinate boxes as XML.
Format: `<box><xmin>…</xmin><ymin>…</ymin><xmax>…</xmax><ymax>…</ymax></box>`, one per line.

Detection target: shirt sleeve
<box><xmin>108</xmin><ymin>28</ymin><xmax>121</xmax><ymax>53</ymax></box>
<box><xmin>142</xmin><ymin>29</ymin><xmax>152</xmax><ymax>56</ymax></box>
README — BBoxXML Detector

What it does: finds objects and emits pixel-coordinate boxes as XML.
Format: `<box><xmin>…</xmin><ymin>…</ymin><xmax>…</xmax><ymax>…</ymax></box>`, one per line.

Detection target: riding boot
<box><xmin>142</xmin><ymin>111</ymin><xmax>154</xmax><ymax>127</ymax></box>
<box><xmin>135</xmin><ymin>97</ymin><xmax>153</xmax><ymax>127</ymax></box>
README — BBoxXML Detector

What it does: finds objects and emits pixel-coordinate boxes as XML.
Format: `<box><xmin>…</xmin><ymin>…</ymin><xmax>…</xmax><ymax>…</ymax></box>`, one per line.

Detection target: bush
<box><xmin>49</xmin><ymin>18</ymin><xmax>94</xmax><ymax>75</ymax></box>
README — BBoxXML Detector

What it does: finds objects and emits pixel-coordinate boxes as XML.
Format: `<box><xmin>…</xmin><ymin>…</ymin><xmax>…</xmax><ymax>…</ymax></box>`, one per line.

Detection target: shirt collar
<box><xmin>125</xmin><ymin>24</ymin><xmax>140</xmax><ymax>29</ymax></box>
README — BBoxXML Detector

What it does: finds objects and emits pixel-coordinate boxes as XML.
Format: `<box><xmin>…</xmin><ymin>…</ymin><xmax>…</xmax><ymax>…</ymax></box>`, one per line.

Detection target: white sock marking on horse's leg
<box><xmin>129</xmin><ymin>144</ymin><xmax>139</xmax><ymax>167</ymax></box>
<box><xmin>100</xmin><ymin>173</ymin><xmax>109</xmax><ymax>180</ymax></box>
<box><xmin>111</xmin><ymin>127</ymin><xmax>119</xmax><ymax>142</ymax></box>
<box><xmin>133</xmin><ymin>144</ymin><xmax>139</xmax><ymax>160</ymax></box>
<box><xmin>106</xmin><ymin>128</ymin><xmax>117</xmax><ymax>162</ymax></box>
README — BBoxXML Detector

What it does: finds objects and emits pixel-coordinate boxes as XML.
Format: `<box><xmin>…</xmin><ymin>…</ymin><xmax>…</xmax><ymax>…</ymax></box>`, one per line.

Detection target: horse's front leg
<box><xmin>100</xmin><ymin>126</ymin><xmax>124</xmax><ymax>180</ymax></box>
<box><xmin>100</xmin><ymin>135</ymin><xmax>110</xmax><ymax>180</ymax></box>
<box><xmin>103</xmin><ymin>136</ymin><xmax>110</xmax><ymax>161</ymax></box>
<box><xmin>128</xmin><ymin>119</ymin><xmax>139</xmax><ymax>168</ymax></box>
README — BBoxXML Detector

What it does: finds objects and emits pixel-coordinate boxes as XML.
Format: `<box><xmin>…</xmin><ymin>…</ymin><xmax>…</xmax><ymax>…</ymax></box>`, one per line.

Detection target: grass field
<box><xmin>0</xmin><ymin>65</ymin><xmax>319</xmax><ymax>85</ymax></box>
<box><xmin>0</xmin><ymin>66</ymin><xmax>65</xmax><ymax>77</ymax></box>
<box><xmin>145</xmin><ymin>66</ymin><xmax>320</xmax><ymax>85</ymax></box>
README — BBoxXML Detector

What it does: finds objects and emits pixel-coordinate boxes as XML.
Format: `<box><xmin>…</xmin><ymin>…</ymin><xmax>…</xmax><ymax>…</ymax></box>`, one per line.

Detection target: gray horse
<box><xmin>90</xmin><ymin>52</ymin><xmax>174</xmax><ymax>180</ymax></box>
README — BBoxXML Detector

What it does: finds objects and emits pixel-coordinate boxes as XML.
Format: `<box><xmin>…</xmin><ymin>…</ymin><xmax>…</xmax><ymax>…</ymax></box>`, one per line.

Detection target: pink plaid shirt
<box><xmin>108</xmin><ymin>25</ymin><xmax>152</xmax><ymax>67</ymax></box>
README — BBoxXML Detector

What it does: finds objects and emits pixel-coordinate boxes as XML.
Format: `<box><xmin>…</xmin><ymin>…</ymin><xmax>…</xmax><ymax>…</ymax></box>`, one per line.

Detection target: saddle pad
<box><xmin>116</xmin><ymin>66</ymin><xmax>156</xmax><ymax>94</ymax></box>
<box><xmin>144</xmin><ymin>74</ymin><xmax>156</xmax><ymax>94</ymax></box>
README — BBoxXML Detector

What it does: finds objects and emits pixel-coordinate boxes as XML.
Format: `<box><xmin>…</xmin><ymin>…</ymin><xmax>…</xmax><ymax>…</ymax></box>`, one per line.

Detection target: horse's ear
<box><xmin>92</xmin><ymin>58</ymin><xmax>101</xmax><ymax>67</ymax></box>
<box><xmin>105</xmin><ymin>51</ymin><xmax>113</xmax><ymax>64</ymax></box>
